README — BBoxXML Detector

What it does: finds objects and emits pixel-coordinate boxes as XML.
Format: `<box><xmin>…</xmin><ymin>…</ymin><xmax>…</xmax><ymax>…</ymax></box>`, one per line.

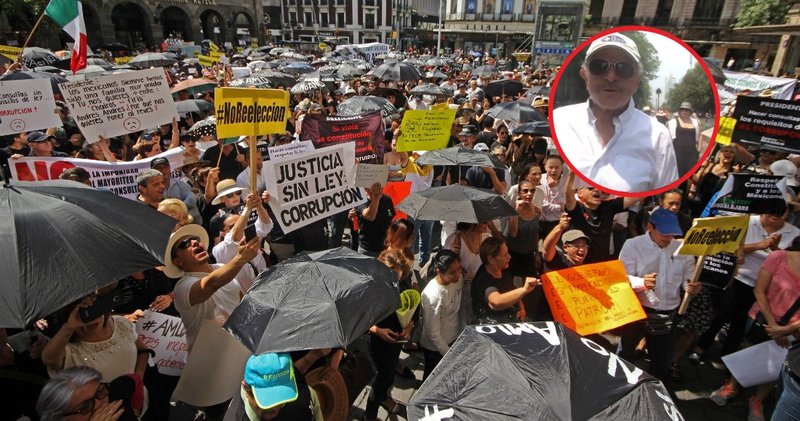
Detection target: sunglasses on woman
<box><xmin>587</xmin><ymin>59</ymin><xmax>636</xmax><ymax>80</ymax></box>
<box><xmin>62</xmin><ymin>383</ymin><xmax>109</xmax><ymax>417</ymax></box>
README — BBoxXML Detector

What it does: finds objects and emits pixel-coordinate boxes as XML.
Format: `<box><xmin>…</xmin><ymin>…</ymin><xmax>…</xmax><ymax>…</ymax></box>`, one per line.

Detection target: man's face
<box><xmin>564</xmin><ymin>239</ymin><xmax>588</xmax><ymax>264</ymax></box>
<box><xmin>580</xmin><ymin>47</ymin><xmax>641</xmax><ymax>112</ymax></box>
<box><xmin>30</xmin><ymin>139</ymin><xmax>53</xmax><ymax>154</ymax></box>
<box><xmin>459</xmin><ymin>134</ymin><xmax>475</xmax><ymax>148</ymax></box>
<box><xmin>172</xmin><ymin>235</ymin><xmax>209</xmax><ymax>268</ymax></box>
<box><xmin>16</xmin><ymin>132</ymin><xmax>29</xmax><ymax>145</ymax></box>
<box><xmin>154</xmin><ymin>164</ymin><xmax>171</xmax><ymax>187</ymax></box>
<box><xmin>578</xmin><ymin>187</ymin><xmax>601</xmax><ymax>207</ymax></box>
<box><xmin>140</xmin><ymin>176</ymin><xmax>166</xmax><ymax>202</ymax></box>
<box><xmin>648</xmin><ymin>225</ymin><xmax>675</xmax><ymax>248</ymax></box>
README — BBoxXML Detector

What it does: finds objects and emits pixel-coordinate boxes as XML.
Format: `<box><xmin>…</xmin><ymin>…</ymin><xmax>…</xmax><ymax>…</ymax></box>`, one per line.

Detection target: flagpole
<box><xmin>17</xmin><ymin>12</ymin><xmax>48</xmax><ymax>65</ymax></box>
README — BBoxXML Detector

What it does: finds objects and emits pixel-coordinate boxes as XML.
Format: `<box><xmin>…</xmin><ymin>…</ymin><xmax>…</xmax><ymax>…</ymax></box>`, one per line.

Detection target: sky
<box><xmin>644</xmin><ymin>31</ymin><xmax>695</xmax><ymax>108</ymax></box>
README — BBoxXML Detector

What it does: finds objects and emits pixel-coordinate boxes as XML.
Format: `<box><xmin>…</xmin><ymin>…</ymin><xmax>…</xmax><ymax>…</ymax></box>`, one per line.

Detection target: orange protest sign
<box><xmin>383</xmin><ymin>181</ymin><xmax>412</xmax><ymax>220</ymax></box>
<box><xmin>542</xmin><ymin>260</ymin><xmax>645</xmax><ymax>336</ymax></box>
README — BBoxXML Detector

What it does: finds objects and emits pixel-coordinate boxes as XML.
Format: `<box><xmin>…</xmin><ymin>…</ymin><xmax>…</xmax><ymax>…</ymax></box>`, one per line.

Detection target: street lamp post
<box><xmin>437</xmin><ymin>0</ymin><xmax>443</xmax><ymax>54</ymax></box>
<box><xmin>656</xmin><ymin>88</ymin><xmax>661</xmax><ymax>109</ymax></box>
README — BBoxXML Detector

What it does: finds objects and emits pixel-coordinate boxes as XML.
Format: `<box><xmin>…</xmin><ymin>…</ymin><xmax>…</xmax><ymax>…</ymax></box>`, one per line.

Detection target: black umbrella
<box><xmin>250</xmin><ymin>69</ymin><xmax>296</xmax><ymax>87</ymax></box>
<box><xmin>523</xmin><ymin>85</ymin><xmax>550</xmax><ymax>98</ymax></box>
<box><xmin>281</xmin><ymin>62</ymin><xmax>315</xmax><ymax>75</ymax></box>
<box><xmin>337</xmin><ymin>96</ymin><xmax>398</xmax><ymax>117</ymax></box>
<box><xmin>290</xmin><ymin>80</ymin><xmax>327</xmax><ymax>94</ymax></box>
<box><xmin>408</xmin><ymin>322</ymin><xmax>679</xmax><ymax>420</ymax></box>
<box><xmin>425</xmin><ymin>69</ymin><xmax>448</xmax><ymax>80</ymax></box>
<box><xmin>300</xmin><ymin>70</ymin><xmax>342</xmax><ymax>84</ymax></box>
<box><xmin>416</xmin><ymin>146</ymin><xmax>496</xmax><ymax>168</ymax></box>
<box><xmin>335</xmin><ymin>63</ymin><xmax>364</xmax><ymax>80</ymax></box>
<box><xmin>187</xmin><ymin>116</ymin><xmax>216</xmax><ymax>138</ymax></box>
<box><xmin>486</xmin><ymin>101</ymin><xmax>546</xmax><ymax>123</ymax></box>
<box><xmin>471</xmin><ymin>65</ymin><xmax>499</xmax><ymax>78</ymax></box>
<box><xmin>403</xmin><ymin>57</ymin><xmax>425</xmax><ymax>66</ymax></box>
<box><xmin>369</xmin><ymin>61</ymin><xmax>421</xmax><ymax>81</ymax></box>
<box><xmin>86</xmin><ymin>57</ymin><xmax>114</xmax><ymax>69</ymax></box>
<box><xmin>398</xmin><ymin>184</ymin><xmax>517</xmax><ymax>223</ymax></box>
<box><xmin>484</xmin><ymin>79</ymin><xmax>524</xmax><ymax>98</ymax></box>
<box><xmin>0</xmin><ymin>70</ymin><xmax>67</xmax><ymax>95</ymax></box>
<box><xmin>175</xmin><ymin>99</ymin><xmax>214</xmax><ymax>115</ymax></box>
<box><xmin>21</xmin><ymin>47</ymin><xmax>57</xmax><ymax>68</ymax></box>
<box><xmin>513</xmin><ymin>121</ymin><xmax>551</xmax><ymax>136</ymax></box>
<box><xmin>426</xmin><ymin>57</ymin><xmax>449</xmax><ymax>67</ymax></box>
<box><xmin>229</xmin><ymin>75</ymin><xmax>273</xmax><ymax>89</ymax></box>
<box><xmin>129</xmin><ymin>52</ymin><xmax>176</xmax><ymax>69</ymax></box>
<box><xmin>0</xmin><ymin>180</ymin><xmax>177</xmax><ymax>328</ymax></box>
<box><xmin>224</xmin><ymin>247</ymin><xmax>402</xmax><ymax>354</ymax></box>
<box><xmin>369</xmin><ymin>87</ymin><xmax>407</xmax><ymax>109</ymax></box>
<box><xmin>32</xmin><ymin>65</ymin><xmax>63</xmax><ymax>74</ymax></box>
<box><xmin>410</xmin><ymin>83</ymin><xmax>453</xmax><ymax>97</ymax></box>
<box><xmin>703</xmin><ymin>57</ymin><xmax>726</xmax><ymax>84</ymax></box>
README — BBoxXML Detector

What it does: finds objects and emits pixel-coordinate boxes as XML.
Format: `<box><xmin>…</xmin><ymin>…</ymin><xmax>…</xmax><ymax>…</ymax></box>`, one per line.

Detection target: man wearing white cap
<box><xmin>553</xmin><ymin>32</ymin><xmax>679</xmax><ymax>193</ymax></box>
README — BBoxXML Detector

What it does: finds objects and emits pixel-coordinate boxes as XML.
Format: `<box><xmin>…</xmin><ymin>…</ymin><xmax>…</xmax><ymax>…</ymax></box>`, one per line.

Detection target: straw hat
<box><xmin>212</xmin><ymin>179</ymin><xmax>245</xmax><ymax>205</ymax></box>
<box><xmin>305</xmin><ymin>366</ymin><xmax>349</xmax><ymax>421</ymax></box>
<box><xmin>163</xmin><ymin>224</ymin><xmax>210</xmax><ymax>278</ymax></box>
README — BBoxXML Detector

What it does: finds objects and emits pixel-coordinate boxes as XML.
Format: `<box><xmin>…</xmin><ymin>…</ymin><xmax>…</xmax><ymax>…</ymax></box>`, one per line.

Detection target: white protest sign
<box><xmin>135</xmin><ymin>311</ymin><xmax>188</xmax><ymax>376</ymax></box>
<box><xmin>355</xmin><ymin>163</ymin><xmax>389</xmax><ymax>188</ymax></box>
<box><xmin>8</xmin><ymin>148</ymin><xmax>184</xmax><ymax>200</ymax></box>
<box><xmin>262</xmin><ymin>142</ymin><xmax>366</xmax><ymax>233</ymax></box>
<box><xmin>722</xmin><ymin>339</ymin><xmax>788</xmax><ymax>387</ymax></box>
<box><xmin>0</xmin><ymin>79</ymin><xmax>62</xmax><ymax>136</ymax></box>
<box><xmin>268</xmin><ymin>140</ymin><xmax>315</xmax><ymax>161</ymax></box>
<box><xmin>59</xmin><ymin>68</ymin><xmax>179</xmax><ymax>143</ymax></box>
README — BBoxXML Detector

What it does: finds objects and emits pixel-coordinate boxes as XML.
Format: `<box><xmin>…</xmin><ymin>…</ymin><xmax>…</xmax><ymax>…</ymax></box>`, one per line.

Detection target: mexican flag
<box><xmin>45</xmin><ymin>0</ymin><xmax>87</xmax><ymax>73</ymax></box>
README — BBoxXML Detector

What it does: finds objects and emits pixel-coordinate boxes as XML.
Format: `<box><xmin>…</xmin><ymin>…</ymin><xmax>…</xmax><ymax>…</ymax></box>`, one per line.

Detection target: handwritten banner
<box><xmin>677</xmin><ymin>214</ymin><xmax>750</xmax><ymax>256</ymax></box>
<box><xmin>262</xmin><ymin>142</ymin><xmax>366</xmax><ymax>233</ymax></box>
<box><xmin>355</xmin><ymin>163</ymin><xmax>389</xmax><ymax>187</ymax></box>
<box><xmin>59</xmin><ymin>68</ymin><xmax>178</xmax><ymax>143</ymax></box>
<box><xmin>397</xmin><ymin>108</ymin><xmax>457</xmax><ymax>151</ymax></box>
<box><xmin>0</xmin><ymin>79</ymin><xmax>62</xmax><ymax>136</ymax></box>
<box><xmin>268</xmin><ymin>140</ymin><xmax>315</xmax><ymax>161</ymax></box>
<box><xmin>300</xmin><ymin>111</ymin><xmax>385</xmax><ymax>164</ymax></box>
<box><xmin>135</xmin><ymin>311</ymin><xmax>188</xmax><ymax>376</ymax></box>
<box><xmin>542</xmin><ymin>260</ymin><xmax>645</xmax><ymax>336</ymax></box>
<box><xmin>215</xmin><ymin>88</ymin><xmax>289</xmax><ymax>138</ymax></box>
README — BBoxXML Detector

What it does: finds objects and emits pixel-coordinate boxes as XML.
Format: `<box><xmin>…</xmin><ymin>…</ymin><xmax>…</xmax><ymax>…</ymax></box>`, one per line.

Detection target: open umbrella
<box><xmin>128</xmin><ymin>52</ymin><xmax>176</xmax><ymax>69</ymax></box>
<box><xmin>337</xmin><ymin>96</ymin><xmax>398</xmax><ymax>117</ymax></box>
<box><xmin>425</xmin><ymin>69</ymin><xmax>448</xmax><ymax>80</ymax></box>
<box><xmin>398</xmin><ymin>184</ymin><xmax>517</xmax><ymax>223</ymax></box>
<box><xmin>282</xmin><ymin>62</ymin><xmax>315</xmax><ymax>75</ymax></box>
<box><xmin>223</xmin><ymin>247</ymin><xmax>402</xmax><ymax>354</ymax></box>
<box><xmin>187</xmin><ymin>116</ymin><xmax>216</xmax><ymax>138</ymax></box>
<box><xmin>415</xmin><ymin>146</ymin><xmax>496</xmax><ymax>168</ymax></box>
<box><xmin>410</xmin><ymin>83</ymin><xmax>453</xmax><ymax>97</ymax></box>
<box><xmin>170</xmin><ymin>78</ymin><xmax>217</xmax><ymax>95</ymax></box>
<box><xmin>75</xmin><ymin>65</ymin><xmax>108</xmax><ymax>78</ymax></box>
<box><xmin>484</xmin><ymin>79</ymin><xmax>524</xmax><ymax>98</ymax></box>
<box><xmin>408</xmin><ymin>322</ymin><xmax>680</xmax><ymax>420</ymax></box>
<box><xmin>291</xmin><ymin>80</ymin><xmax>327</xmax><ymax>94</ymax></box>
<box><xmin>300</xmin><ymin>70</ymin><xmax>342</xmax><ymax>84</ymax></box>
<box><xmin>0</xmin><ymin>70</ymin><xmax>67</xmax><ymax>95</ymax></box>
<box><xmin>21</xmin><ymin>47</ymin><xmax>57</xmax><ymax>68</ymax></box>
<box><xmin>0</xmin><ymin>180</ymin><xmax>177</xmax><ymax>328</ymax></box>
<box><xmin>471</xmin><ymin>65</ymin><xmax>499</xmax><ymax>78</ymax></box>
<box><xmin>513</xmin><ymin>120</ymin><xmax>551</xmax><ymax>136</ymax></box>
<box><xmin>175</xmin><ymin>99</ymin><xmax>214</xmax><ymax>115</ymax></box>
<box><xmin>369</xmin><ymin>61</ymin><xmax>421</xmax><ymax>81</ymax></box>
<box><xmin>280</xmin><ymin>51</ymin><xmax>308</xmax><ymax>61</ymax></box>
<box><xmin>369</xmin><ymin>87</ymin><xmax>406</xmax><ymax>109</ymax></box>
<box><xmin>229</xmin><ymin>76</ymin><xmax>272</xmax><ymax>88</ymax></box>
<box><xmin>403</xmin><ymin>57</ymin><xmax>425</xmax><ymax>66</ymax></box>
<box><xmin>250</xmin><ymin>69</ymin><xmax>296</xmax><ymax>87</ymax></box>
<box><xmin>86</xmin><ymin>57</ymin><xmax>114</xmax><ymax>69</ymax></box>
<box><xmin>486</xmin><ymin>101</ymin><xmax>546</xmax><ymax>123</ymax></box>
<box><xmin>335</xmin><ymin>63</ymin><xmax>364</xmax><ymax>80</ymax></box>
<box><xmin>32</xmin><ymin>66</ymin><xmax>63</xmax><ymax>74</ymax></box>
<box><xmin>426</xmin><ymin>57</ymin><xmax>449</xmax><ymax>68</ymax></box>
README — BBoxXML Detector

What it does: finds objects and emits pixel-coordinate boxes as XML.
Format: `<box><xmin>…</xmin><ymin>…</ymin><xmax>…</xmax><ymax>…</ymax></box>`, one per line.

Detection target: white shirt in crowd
<box><xmin>212</xmin><ymin>216</ymin><xmax>273</xmax><ymax>292</ymax></box>
<box><xmin>420</xmin><ymin>279</ymin><xmax>464</xmax><ymax>355</ymax></box>
<box><xmin>736</xmin><ymin>215</ymin><xmax>800</xmax><ymax>287</ymax></box>
<box><xmin>619</xmin><ymin>233</ymin><xmax>694</xmax><ymax>311</ymax></box>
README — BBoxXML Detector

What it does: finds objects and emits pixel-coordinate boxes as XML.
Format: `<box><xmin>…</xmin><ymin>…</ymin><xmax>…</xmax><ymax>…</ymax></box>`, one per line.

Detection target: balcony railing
<box><xmin>449</xmin><ymin>12</ymin><xmax>535</xmax><ymax>22</ymax></box>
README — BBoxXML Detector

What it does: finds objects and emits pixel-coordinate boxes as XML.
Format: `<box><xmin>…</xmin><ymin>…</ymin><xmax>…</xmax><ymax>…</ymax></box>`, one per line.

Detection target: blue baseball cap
<box><xmin>649</xmin><ymin>208</ymin><xmax>682</xmax><ymax>236</ymax></box>
<box><xmin>244</xmin><ymin>353</ymin><xmax>298</xmax><ymax>410</ymax></box>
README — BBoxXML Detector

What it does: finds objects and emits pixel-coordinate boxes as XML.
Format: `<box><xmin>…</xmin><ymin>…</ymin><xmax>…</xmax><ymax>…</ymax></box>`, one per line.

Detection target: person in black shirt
<box><xmin>542</xmin><ymin>213</ymin><xmax>590</xmax><ymax>272</ymax></box>
<box><xmin>356</xmin><ymin>183</ymin><xmax>396</xmax><ymax>257</ymax></box>
<box><xmin>201</xmin><ymin>141</ymin><xmax>248</xmax><ymax>181</ymax></box>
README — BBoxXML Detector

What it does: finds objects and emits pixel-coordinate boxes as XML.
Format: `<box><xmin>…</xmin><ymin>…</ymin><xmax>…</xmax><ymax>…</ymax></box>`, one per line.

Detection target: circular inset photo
<box><xmin>550</xmin><ymin>26</ymin><xmax>720</xmax><ymax>197</ymax></box>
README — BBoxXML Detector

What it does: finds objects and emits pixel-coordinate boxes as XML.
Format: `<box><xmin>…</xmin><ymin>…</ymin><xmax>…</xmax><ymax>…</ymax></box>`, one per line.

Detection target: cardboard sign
<box><xmin>722</xmin><ymin>340</ymin><xmax>788</xmax><ymax>387</ymax></box>
<box><xmin>9</xmin><ymin>148</ymin><xmax>185</xmax><ymax>200</ymax></box>
<box><xmin>355</xmin><ymin>163</ymin><xmax>389</xmax><ymax>187</ymax></box>
<box><xmin>300</xmin><ymin>111</ymin><xmax>385</xmax><ymax>163</ymax></box>
<box><xmin>135</xmin><ymin>311</ymin><xmax>188</xmax><ymax>376</ymax></box>
<box><xmin>59</xmin><ymin>68</ymin><xmax>178</xmax><ymax>143</ymax></box>
<box><xmin>0</xmin><ymin>44</ymin><xmax>21</xmax><ymax>60</ymax></box>
<box><xmin>699</xmin><ymin>252</ymin><xmax>737</xmax><ymax>289</ymax></box>
<box><xmin>677</xmin><ymin>214</ymin><xmax>750</xmax><ymax>256</ymax></box>
<box><xmin>715</xmin><ymin>116</ymin><xmax>735</xmax><ymax>146</ymax></box>
<box><xmin>541</xmin><ymin>260</ymin><xmax>646</xmax><ymax>336</ymax></box>
<box><xmin>0</xmin><ymin>79</ymin><xmax>62</xmax><ymax>135</ymax></box>
<box><xmin>397</xmin><ymin>108</ymin><xmax>457</xmax><ymax>152</ymax></box>
<box><xmin>215</xmin><ymin>88</ymin><xmax>289</xmax><ymax>138</ymax></box>
<box><xmin>197</xmin><ymin>55</ymin><xmax>215</xmax><ymax>67</ymax></box>
<box><xmin>262</xmin><ymin>142</ymin><xmax>366</xmax><ymax>233</ymax></box>
<box><xmin>711</xmin><ymin>173</ymin><xmax>788</xmax><ymax>215</ymax></box>
<box><xmin>268</xmin><ymin>140</ymin><xmax>315</xmax><ymax>161</ymax></box>
<box><xmin>732</xmin><ymin>96</ymin><xmax>800</xmax><ymax>153</ymax></box>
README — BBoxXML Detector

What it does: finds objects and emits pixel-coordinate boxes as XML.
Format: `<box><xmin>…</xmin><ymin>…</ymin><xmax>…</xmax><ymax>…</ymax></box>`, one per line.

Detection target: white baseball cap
<box><xmin>586</xmin><ymin>33</ymin><xmax>640</xmax><ymax>64</ymax></box>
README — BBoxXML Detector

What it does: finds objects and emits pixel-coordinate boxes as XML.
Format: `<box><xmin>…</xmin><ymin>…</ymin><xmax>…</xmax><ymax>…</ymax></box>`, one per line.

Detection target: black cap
<box><xmin>28</xmin><ymin>131</ymin><xmax>55</xmax><ymax>143</ymax></box>
<box><xmin>150</xmin><ymin>157</ymin><xmax>170</xmax><ymax>168</ymax></box>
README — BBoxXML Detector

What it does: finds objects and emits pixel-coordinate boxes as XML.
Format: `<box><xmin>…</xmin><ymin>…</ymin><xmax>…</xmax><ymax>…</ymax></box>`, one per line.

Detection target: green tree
<box><xmin>734</xmin><ymin>0</ymin><xmax>791</xmax><ymax>28</ymax></box>
<box><xmin>666</xmin><ymin>63</ymin><xmax>716</xmax><ymax>114</ymax></box>
<box><xmin>551</xmin><ymin>31</ymin><xmax>660</xmax><ymax>110</ymax></box>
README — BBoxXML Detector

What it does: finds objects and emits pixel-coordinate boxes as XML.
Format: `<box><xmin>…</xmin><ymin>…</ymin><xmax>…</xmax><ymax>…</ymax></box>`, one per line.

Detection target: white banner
<box><xmin>721</xmin><ymin>71</ymin><xmax>796</xmax><ymax>100</ymax></box>
<box><xmin>59</xmin><ymin>68</ymin><xmax>179</xmax><ymax>143</ymax></box>
<box><xmin>8</xmin><ymin>148</ymin><xmax>185</xmax><ymax>200</ymax></box>
<box><xmin>0</xmin><ymin>79</ymin><xmax>62</xmax><ymax>136</ymax></box>
<box><xmin>135</xmin><ymin>310</ymin><xmax>188</xmax><ymax>376</ymax></box>
<box><xmin>262</xmin><ymin>143</ymin><xmax>365</xmax><ymax>233</ymax></box>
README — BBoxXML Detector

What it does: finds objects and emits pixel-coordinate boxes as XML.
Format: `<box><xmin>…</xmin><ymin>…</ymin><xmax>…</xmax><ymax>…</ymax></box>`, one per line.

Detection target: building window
<box><xmin>692</xmin><ymin>0</ymin><xmax>725</xmax><ymax>25</ymax></box>
<box><xmin>305</xmin><ymin>12</ymin><xmax>313</xmax><ymax>26</ymax></box>
<box><xmin>288</xmin><ymin>0</ymin><xmax>295</xmax><ymax>4</ymax></box>
<box><xmin>304</xmin><ymin>0</ymin><xmax>311</xmax><ymax>4</ymax></box>
<box><xmin>619</xmin><ymin>0</ymin><xmax>637</xmax><ymax>25</ymax></box>
<box><xmin>364</xmin><ymin>0</ymin><xmax>375</xmax><ymax>6</ymax></box>
<box><xmin>337</xmin><ymin>12</ymin><xmax>345</xmax><ymax>27</ymax></box>
<box><xmin>319</xmin><ymin>0</ymin><xmax>328</xmax><ymax>4</ymax></box>
<box><xmin>588</xmin><ymin>0</ymin><xmax>603</xmax><ymax>23</ymax></box>
<box><xmin>336</xmin><ymin>0</ymin><xmax>345</xmax><ymax>5</ymax></box>
<box><xmin>365</xmin><ymin>13</ymin><xmax>375</xmax><ymax>28</ymax></box>
<box><xmin>321</xmin><ymin>13</ymin><xmax>329</xmax><ymax>26</ymax></box>
<box><xmin>289</xmin><ymin>11</ymin><xmax>298</xmax><ymax>25</ymax></box>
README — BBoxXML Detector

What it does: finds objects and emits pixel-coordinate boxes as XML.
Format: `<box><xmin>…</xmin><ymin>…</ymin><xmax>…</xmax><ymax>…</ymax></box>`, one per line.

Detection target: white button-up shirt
<box><xmin>737</xmin><ymin>215</ymin><xmax>800</xmax><ymax>287</ymax></box>
<box><xmin>553</xmin><ymin>99</ymin><xmax>679</xmax><ymax>193</ymax></box>
<box><xmin>619</xmin><ymin>233</ymin><xmax>695</xmax><ymax>311</ymax></box>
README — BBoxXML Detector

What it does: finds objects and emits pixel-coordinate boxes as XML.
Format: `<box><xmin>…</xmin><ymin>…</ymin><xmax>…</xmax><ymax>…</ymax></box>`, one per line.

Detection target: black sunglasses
<box><xmin>62</xmin><ymin>383</ymin><xmax>109</xmax><ymax>417</ymax></box>
<box><xmin>171</xmin><ymin>235</ymin><xmax>201</xmax><ymax>258</ymax></box>
<box><xmin>587</xmin><ymin>59</ymin><xmax>636</xmax><ymax>80</ymax></box>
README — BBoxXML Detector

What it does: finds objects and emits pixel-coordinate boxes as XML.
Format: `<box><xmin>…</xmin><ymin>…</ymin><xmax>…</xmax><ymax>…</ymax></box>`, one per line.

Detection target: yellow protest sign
<box><xmin>0</xmin><ymin>45</ymin><xmax>21</xmax><ymax>60</ymax></box>
<box><xmin>319</xmin><ymin>42</ymin><xmax>328</xmax><ymax>50</ymax></box>
<box><xmin>715</xmin><ymin>116</ymin><xmax>736</xmax><ymax>146</ymax></box>
<box><xmin>114</xmin><ymin>56</ymin><xmax>133</xmax><ymax>65</ymax></box>
<box><xmin>209</xmin><ymin>41</ymin><xmax>219</xmax><ymax>52</ymax></box>
<box><xmin>397</xmin><ymin>108</ymin><xmax>457</xmax><ymax>151</ymax></box>
<box><xmin>197</xmin><ymin>55</ymin><xmax>215</xmax><ymax>67</ymax></box>
<box><xmin>210</xmin><ymin>51</ymin><xmax>224</xmax><ymax>60</ymax></box>
<box><xmin>677</xmin><ymin>214</ymin><xmax>749</xmax><ymax>256</ymax></box>
<box><xmin>431</xmin><ymin>103</ymin><xmax>449</xmax><ymax>110</ymax></box>
<box><xmin>215</xmin><ymin>88</ymin><xmax>290</xmax><ymax>138</ymax></box>
<box><xmin>542</xmin><ymin>260</ymin><xmax>646</xmax><ymax>336</ymax></box>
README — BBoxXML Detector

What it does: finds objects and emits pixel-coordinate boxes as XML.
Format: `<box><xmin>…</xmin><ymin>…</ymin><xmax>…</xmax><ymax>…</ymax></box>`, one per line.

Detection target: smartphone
<box><xmin>244</xmin><ymin>223</ymin><xmax>257</xmax><ymax>242</ymax></box>
<box><xmin>79</xmin><ymin>287</ymin><xmax>132</xmax><ymax>323</ymax></box>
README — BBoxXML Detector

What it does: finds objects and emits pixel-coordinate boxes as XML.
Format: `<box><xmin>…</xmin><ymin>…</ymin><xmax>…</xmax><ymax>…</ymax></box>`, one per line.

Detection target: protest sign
<box><xmin>677</xmin><ymin>214</ymin><xmax>750</xmax><ymax>256</ymax></box>
<box><xmin>262</xmin><ymin>142</ymin><xmax>366</xmax><ymax>233</ymax></box>
<box><xmin>215</xmin><ymin>88</ymin><xmax>289</xmax><ymax>138</ymax></box>
<box><xmin>731</xmin><ymin>96</ymin><xmax>800</xmax><ymax>153</ymax></box>
<box><xmin>710</xmin><ymin>173</ymin><xmax>788</xmax><ymax>215</ymax></box>
<box><xmin>722</xmin><ymin>71</ymin><xmax>796</xmax><ymax>100</ymax></box>
<box><xmin>209</xmin><ymin>41</ymin><xmax>220</xmax><ymax>52</ymax></box>
<box><xmin>397</xmin><ymin>108</ymin><xmax>457</xmax><ymax>152</ymax></box>
<box><xmin>698</xmin><ymin>252</ymin><xmax>737</xmax><ymax>289</ymax></box>
<box><xmin>135</xmin><ymin>311</ymin><xmax>188</xmax><ymax>376</ymax></box>
<box><xmin>722</xmin><ymin>340</ymin><xmax>788</xmax><ymax>387</ymax></box>
<box><xmin>229</xmin><ymin>76</ymin><xmax>271</xmax><ymax>88</ymax></box>
<box><xmin>268</xmin><ymin>140</ymin><xmax>315</xmax><ymax>161</ymax></box>
<box><xmin>210</xmin><ymin>50</ymin><xmax>224</xmax><ymax>60</ymax></box>
<box><xmin>9</xmin><ymin>148</ymin><xmax>185</xmax><ymax>200</ymax></box>
<box><xmin>355</xmin><ymin>163</ymin><xmax>389</xmax><ymax>187</ymax></box>
<box><xmin>114</xmin><ymin>56</ymin><xmax>133</xmax><ymax>65</ymax></box>
<box><xmin>0</xmin><ymin>44</ymin><xmax>21</xmax><ymax>60</ymax></box>
<box><xmin>59</xmin><ymin>68</ymin><xmax>178</xmax><ymax>143</ymax></box>
<box><xmin>300</xmin><ymin>111</ymin><xmax>385</xmax><ymax>163</ymax></box>
<box><xmin>715</xmin><ymin>116</ymin><xmax>735</xmax><ymax>146</ymax></box>
<box><xmin>0</xmin><ymin>79</ymin><xmax>62</xmax><ymax>136</ymax></box>
<box><xmin>542</xmin><ymin>260</ymin><xmax>645</xmax><ymax>336</ymax></box>
<box><xmin>384</xmin><ymin>181</ymin><xmax>412</xmax><ymax>220</ymax></box>
<box><xmin>197</xmin><ymin>55</ymin><xmax>215</xmax><ymax>67</ymax></box>
<box><xmin>431</xmin><ymin>102</ymin><xmax>449</xmax><ymax>111</ymax></box>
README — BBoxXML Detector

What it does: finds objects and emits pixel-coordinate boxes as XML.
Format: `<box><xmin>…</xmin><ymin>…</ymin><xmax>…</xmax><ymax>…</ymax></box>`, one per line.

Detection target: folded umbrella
<box><xmin>397</xmin><ymin>184</ymin><xmax>517</xmax><ymax>223</ymax></box>
<box><xmin>224</xmin><ymin>247</ymin><xmax>402</xmax><ymax>354</ymax></box>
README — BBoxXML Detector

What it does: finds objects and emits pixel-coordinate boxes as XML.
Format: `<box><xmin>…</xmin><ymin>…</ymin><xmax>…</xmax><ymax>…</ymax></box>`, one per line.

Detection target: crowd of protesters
<box><xmin>2</xmin><ymin>42</ymin><xmax>800</xmax><ymax>421</ymax></box>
